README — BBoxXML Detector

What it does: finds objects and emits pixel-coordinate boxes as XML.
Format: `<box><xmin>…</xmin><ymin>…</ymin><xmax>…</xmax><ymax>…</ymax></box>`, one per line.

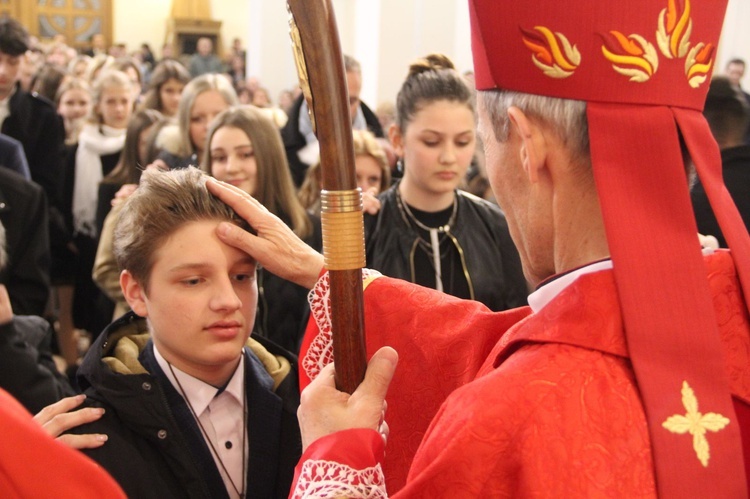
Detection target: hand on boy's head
<box><xmin>207</xmin><ymin>178</ymin><xmax>325</xmax><ymax>289</ymax></box>
<box><xmin>34</xmin><ymin>394</ymin><xmax>109</xmax><ymax>450</ymax></box>
<box><xmin>297</xmin><ymin>346</ymin><xmax>398</xmax><ymax>451</ymax></box>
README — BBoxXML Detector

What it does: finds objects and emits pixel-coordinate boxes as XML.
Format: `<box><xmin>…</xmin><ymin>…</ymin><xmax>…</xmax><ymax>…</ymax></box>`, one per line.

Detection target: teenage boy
<box><xmin>67</xmin><ymin>167</ymin><xmax>301</xmax><ymax>499</ymax></box>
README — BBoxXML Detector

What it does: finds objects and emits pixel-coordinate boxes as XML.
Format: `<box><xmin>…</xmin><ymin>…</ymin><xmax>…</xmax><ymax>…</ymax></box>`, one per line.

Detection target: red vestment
<box><xmin>0</xmin><ymin>389</ymin><xmax>126</xmax><ymax>498</ymax></box>
<box><xmin>294</xmin><ymin>251</ymin><xmax>750</xmax><ymax>497</ymax></box>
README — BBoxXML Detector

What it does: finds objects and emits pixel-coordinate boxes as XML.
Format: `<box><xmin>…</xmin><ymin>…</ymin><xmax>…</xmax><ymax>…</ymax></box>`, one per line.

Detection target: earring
<box><xmin>396</xmin><ymin>158</ymin><xmax>404</xmax><ymax>173</ymax></box>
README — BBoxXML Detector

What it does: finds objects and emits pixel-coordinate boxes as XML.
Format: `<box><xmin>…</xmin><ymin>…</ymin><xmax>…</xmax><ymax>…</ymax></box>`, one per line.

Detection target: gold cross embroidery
<box><xmin>661</xmin><ymin>381</ymin><xmax>730</xmax><ymax>467</ymax></box>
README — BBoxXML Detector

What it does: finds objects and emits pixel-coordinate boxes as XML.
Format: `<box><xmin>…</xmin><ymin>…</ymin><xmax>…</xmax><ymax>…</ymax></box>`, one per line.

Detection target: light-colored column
<box><xmin>718</xmin><ymin>0</ymin><xmax>750</xmax><ymax>88</ymax></box>
<box><xmin>246</xmin><ymin>0</ymin><xmax>298</xmax><ymax>103</ymax></box>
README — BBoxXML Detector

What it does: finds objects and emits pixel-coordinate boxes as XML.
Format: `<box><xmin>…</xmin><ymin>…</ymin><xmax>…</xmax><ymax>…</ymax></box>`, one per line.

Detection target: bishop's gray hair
<box><xmin>478</xmin><ymin>89</ymin><xmax>590</xmax><ymax>165</ymax></box>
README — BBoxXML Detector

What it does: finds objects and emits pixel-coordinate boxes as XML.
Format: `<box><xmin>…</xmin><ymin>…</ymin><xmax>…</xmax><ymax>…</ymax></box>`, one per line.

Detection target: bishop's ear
<box><xmin>507</xmin><ymin>106</ymin><xmax>546</xmax><ymax>184</ymax></box>
<box><xmin>120</xmin><ymin>270</ymin><xmax>148</xmax><ymax>318</ymax></box>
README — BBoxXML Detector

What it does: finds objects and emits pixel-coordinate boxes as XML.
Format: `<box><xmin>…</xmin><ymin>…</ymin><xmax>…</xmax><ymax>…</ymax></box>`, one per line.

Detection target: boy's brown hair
<box><xmin>114</xmin><ymin>167</ymin><xmax>248</xmax><ymax>292</ymax></box>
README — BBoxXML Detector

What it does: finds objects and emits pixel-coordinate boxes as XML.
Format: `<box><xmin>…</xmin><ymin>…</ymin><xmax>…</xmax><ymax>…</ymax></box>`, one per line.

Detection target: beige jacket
<box><xmin>92</xmin><ymin>201</ymin><xmax>129</xmax><ymax>320</ymax></box>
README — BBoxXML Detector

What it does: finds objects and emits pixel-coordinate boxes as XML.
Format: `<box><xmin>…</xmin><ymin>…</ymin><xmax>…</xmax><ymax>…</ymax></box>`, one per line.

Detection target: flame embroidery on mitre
<box><xmin>601</xmin><ymin>31</ymin><xmax>659</xmax><ymax>82</ymax></box>
<box><xmin>521</xmin><ymin>26</ymin><xmax>581</xmax><ymax>78</ymax></box>
<box><xmin>657</xmin><ymin>0</ymin><xmax>692</xmax><ymax>59</ymax></box>
<box><xmin>685</xmin><ymin>42</ymin><xmax>714</xmax><ymax>88</ymax></box>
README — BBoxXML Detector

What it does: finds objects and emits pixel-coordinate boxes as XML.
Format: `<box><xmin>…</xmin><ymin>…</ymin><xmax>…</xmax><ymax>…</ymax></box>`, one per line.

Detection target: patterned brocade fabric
<box><xmin>299</xmin><ymin>270</ymin><xmax>530</xmax><ymax>492</ymax></box>
<box><xmin>295</xmin><ymin>252</ymin><xmax>750</xmax><ymax>497</ymax></box>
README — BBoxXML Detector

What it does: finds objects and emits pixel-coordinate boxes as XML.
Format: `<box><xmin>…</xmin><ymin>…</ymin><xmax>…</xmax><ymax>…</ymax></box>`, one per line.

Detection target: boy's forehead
<box><xmin>152</xmin><ymin>219</ymin><xmax>255</xmax><ymax>268</ymax></box>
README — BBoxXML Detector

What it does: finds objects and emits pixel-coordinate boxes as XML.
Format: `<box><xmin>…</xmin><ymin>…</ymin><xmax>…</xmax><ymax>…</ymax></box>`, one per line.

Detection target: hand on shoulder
<box><xmin>34</xmin><ymin>394</ymin><xmax>109</xmax><ymax>450</ymax></box>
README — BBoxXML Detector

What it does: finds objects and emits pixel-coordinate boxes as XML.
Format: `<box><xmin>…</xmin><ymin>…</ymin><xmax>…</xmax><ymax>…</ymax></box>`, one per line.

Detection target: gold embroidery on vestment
<box><xmin>661</xmin><ymin>380</ymin><xmax>730</xmax><ymax>467</ymax></box>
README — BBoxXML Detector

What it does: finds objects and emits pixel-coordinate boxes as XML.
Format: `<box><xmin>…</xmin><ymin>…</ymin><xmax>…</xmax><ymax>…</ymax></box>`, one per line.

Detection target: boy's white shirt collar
<box><xmin>153</xmin><ymin>344</ymin><xmax>245</xmax><ymax>415</ymax></box>
<box><xmin>154</xmin><ymin>344</ymin><xmax>248</xmax><ymax>498</ymax></box>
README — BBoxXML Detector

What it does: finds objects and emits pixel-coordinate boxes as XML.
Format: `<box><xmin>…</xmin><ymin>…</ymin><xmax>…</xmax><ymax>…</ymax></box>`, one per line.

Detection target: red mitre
<box><xmin>470</xmin><ymin>0</ymin><xmax>750</xmax><ymax>496</ymax></box>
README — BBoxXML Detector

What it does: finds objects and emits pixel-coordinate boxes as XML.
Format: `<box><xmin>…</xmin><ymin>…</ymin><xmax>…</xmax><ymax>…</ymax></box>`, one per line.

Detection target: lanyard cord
<box><xmin>167</xmin><ymin>362</ymin><xmax>247</xmax><ymax>498</ymax></box>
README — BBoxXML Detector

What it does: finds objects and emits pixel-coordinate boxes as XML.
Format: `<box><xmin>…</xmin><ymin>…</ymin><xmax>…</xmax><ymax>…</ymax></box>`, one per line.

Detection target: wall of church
<box><xmin>719</xmin><ymin>0</ymin><xmax>750</xmax><ymax>88</ymax></box>
<box><xmin>243</xmin><ymin>0</ymin><xmax>473</xmax><ymax>110</ymax></box>
<box><xmin>112</xmin><ymin>0</ymin><xmax>472</xmax><ymax>109</ymax></box>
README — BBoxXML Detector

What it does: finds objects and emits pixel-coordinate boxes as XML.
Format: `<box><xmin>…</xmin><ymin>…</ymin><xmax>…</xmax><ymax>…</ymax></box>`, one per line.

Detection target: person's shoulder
<box><xmin>457</xmin><ymin>189</ymin><xmax>500</xmax><ymax>211</ymax></box>
<box><xmin>365</xmin><ymin>186</ymin><xmax>398</xmax><ymax>226</ymax></box>
<box><xmin>0</xmin><ymin>167</ymin><xmax>43</xmax><ymax>196</ymax></box>
<box><xmin>14</xmin><ymin>89</ymin><xmax>58</xmax><ymax>117</ymax></box>
<box><xmin>456</xmin><ymin>189</ymin><xmax>508</xmax><ymax>230</ymax></box>
<box><xmin>9</xmin><ymin>314</ymin><xmax>49</xmax><ymax>337</ymax></box>
<box><xmin>247</xmin><ymin>334</ymin><xmax>298</xmax><ymax>373</ymax></box>
<box><xmin>0</xmin><ymin>133</ymin><xmax>23</xmax><ymax>150</ymax></box>
<box><xmin>13</xmin><ymin>90</ymin><xmax>62</xmax><ymax>129</ymax></box>
<box><xmin>460</xmin><ymin>341</ymin><xmax>634</xmax><ymax>422</ymax></box>
<box><xmin>246</xmin><ymin>335</ymin><xmax>300</xmax><ymax>408</ymax></box>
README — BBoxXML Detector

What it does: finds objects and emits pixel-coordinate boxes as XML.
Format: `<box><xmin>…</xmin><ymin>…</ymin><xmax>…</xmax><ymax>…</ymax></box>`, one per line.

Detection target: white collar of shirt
<box><xmin>154</xmin><ymin>344</ymin><xmax>245</xmax><ymax>414</ymax></box>
<box><xmin>527</xmin><ymin>247</ymin><xmax>715</xmax><ymax>314</ymax></box>
<box><xmin>154</xmin><ymin>344</ymin><xmax>247</xmax><ymax>498</ymax></box>
<box><xmin>527</xmin><ymin>260</ymin><xmax>614</xmax><ymax>313</ymax></box>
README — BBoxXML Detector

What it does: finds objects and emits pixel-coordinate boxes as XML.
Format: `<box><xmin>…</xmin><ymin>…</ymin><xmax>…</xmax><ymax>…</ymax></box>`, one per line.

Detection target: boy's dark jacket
<box><xmin>69</xmin><ymin>311</ymin><xmax>302</xmax><ymax>499</ymax></box>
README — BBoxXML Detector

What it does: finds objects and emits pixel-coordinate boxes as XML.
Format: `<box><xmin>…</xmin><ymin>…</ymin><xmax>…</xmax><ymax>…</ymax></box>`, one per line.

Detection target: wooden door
<box><xmin>17</xmin><ymin>0</ymin><xmax>112</xmax><ymax>51</ymax></box>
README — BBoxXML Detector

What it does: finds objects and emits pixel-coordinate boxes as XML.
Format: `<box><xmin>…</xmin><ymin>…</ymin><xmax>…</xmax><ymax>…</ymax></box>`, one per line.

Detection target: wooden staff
<box><xmin>286</xmin><ymin>0</ymin><xmax>367</xmax><ymax>394</ymax></box>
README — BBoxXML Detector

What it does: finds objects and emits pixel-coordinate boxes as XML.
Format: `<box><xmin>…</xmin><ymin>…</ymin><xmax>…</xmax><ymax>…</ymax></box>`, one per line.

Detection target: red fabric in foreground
<box><xmin>0</xmin><ymin>389</ymin><xmax>125</xmax><ymax>498</ymax></box>
<box><xmin>588</xmin><ymin>103</ymin><xmax>748</xmax><ymax>497</ymax></box>
<box><xmin>299</xmin><ymin>276</ymin><xmax>531</xmax><ymax>492</ymax></box>
<box><xmin>295</xmin><ymin>251</ymin><xmax>750</xmax><ymax>497</ymax></box>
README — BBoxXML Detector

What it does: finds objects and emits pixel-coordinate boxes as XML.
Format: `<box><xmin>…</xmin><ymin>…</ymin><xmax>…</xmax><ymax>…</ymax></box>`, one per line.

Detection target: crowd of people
<box><xmin>0</xmin><ymin>15</ymin><xmax>521</xmax><ymax>383</ymax></box>
<box><xmin>0</xmin><ymin>0</ymin><xmax>749</xmax><ymax>495</ymax></box>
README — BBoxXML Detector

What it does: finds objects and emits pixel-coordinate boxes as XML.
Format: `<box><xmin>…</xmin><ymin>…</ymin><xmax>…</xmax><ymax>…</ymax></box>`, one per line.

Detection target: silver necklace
<box><xmin>396</xmin><ymin>188</ymin><xmax>458</xmax><ymax>292</ymax></box>
<box><xmin>167</xmin><ymin>362</ymin><xmax>247</xmax><ymax>498</ymax></box>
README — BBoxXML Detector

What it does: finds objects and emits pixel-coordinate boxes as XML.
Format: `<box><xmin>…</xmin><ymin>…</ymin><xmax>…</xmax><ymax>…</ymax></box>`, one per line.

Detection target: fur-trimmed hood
<box><xmin>71</xmin><ymin>311</ymin><xmax>302</xmax><ymax>499</ymax></box>
<box><xmin>79</xmin><ymin>311</ymin><xmax>293</xmax><ymax>391</ymax></box>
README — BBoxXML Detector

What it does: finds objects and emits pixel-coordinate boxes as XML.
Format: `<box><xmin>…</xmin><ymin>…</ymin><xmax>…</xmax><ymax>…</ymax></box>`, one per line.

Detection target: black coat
<box><xmin>365</xmin><ymin>185</ymin><xmax>529</xmax><ymax>312</ymax></box>
<box><xmin>0</xmin><ymin>315</ymin><xmax>75</xmax><ymax>413</ymax></box>
<box><xmin>0</xmin><ymin>168</ymin><xmax>50</xmax><ymax>316</ymax></box>
<box><xmin>0</xmin><ymin>133</ymin><xmax>31</xmax><ymax>179</ymax></box>
<box><xmin>2</xmin><ymin>86</ymin><xmax>67</xmax><ymax>292</ymax></box>
<box><xmin>281</xmin><ymin>94</ymin><xmax>384</xmax><ymax>187</ymax></box>
<box><xmin>692</xmin><ymin>144</ymin><xmax>750</xmax><ymax>248</ymax></box>
<box><xmin>254</xmin><ymin>212</ymin><xmax>322</xmax><ymax>354</ymax></box>
<box><xmin>70</xmin><ymin>312</ymin><xmax>302</xmax><ymax>499</ymax></box>
<box><xmin>61</xmin><ymin>142</ymin><xmax>119</xmax><ymax>334</ymax></box>
<box><xmin>2</xmin><ymin>86</ymin><xmax>65</xmax><ymax>210</ymax></box>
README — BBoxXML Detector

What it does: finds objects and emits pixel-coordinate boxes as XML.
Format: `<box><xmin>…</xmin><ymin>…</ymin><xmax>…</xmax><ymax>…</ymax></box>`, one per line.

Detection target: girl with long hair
<box><xmin>365</xmin><ymin>54</ymin><xmax>528</xmax><ymax>311</ymax></box>
<box><xmin>202</xmin><ymin>105</ymin><xmax>321</xmax><ymax>353</ymax></box>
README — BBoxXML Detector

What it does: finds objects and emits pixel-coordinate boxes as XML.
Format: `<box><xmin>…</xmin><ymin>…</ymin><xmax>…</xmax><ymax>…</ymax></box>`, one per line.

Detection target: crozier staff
<box><xmin>286</xmin><ymin>0</ymin><xmax>367</xmax><ymax>393</ymax></box>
